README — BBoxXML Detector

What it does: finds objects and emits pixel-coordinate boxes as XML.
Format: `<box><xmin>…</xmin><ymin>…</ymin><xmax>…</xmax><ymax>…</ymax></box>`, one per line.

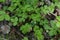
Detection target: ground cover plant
<box><xmin>0</xmin><ymin>0</ymin><xmax>60</xmax><ymax>40</ymax></box>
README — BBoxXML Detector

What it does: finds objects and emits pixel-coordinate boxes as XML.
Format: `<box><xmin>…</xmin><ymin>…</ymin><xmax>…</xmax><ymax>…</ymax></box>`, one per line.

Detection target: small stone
<box><xmin>44</xmin><ymin>0</ymin><xmax>51</xmax><ymax>6</ymax></box>
<box><xmin>1</xmin><ymin>25</ymin><xmax>10</xmax><ymax>34</ymax></box>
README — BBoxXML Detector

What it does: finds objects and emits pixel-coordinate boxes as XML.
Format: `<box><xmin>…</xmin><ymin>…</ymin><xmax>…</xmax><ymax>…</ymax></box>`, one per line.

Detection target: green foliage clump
<box><xmin>34</xmin><ymin>25</ymin><xmax>44</xmax><ymax>40</ymax></box>
<box><xmin>30</xmin><ymin>13</ymin><xmax>41</xmax><ymax>22</ymax></box>
<box><xmin>0</xmin><ymin>0</ymin><xmax>60</xmax><ymax>40</ymax></box>
<box><xmin>11</xmin><ymin>16</ymin><xmax>18</xmax><ymax>26</ymax></box>
<box><xmin>20</xmin><ymin>23</ymin><xmax>32</xmax><ymax>34</ymax></box>
<box><xmin>0</xmin><ymin>11</ymin><xmax>10</xmax><ymax>21</ymax></box>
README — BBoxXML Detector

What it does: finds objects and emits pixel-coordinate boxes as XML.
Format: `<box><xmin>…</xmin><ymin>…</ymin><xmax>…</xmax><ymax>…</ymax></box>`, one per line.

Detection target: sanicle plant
<box><xmin>0</xmin><ymin>11</ymin><xmax>10</xmax><ymax>21</ymax></box>
<box><xmin>20</xmin><ymin>23</ymin><xmax>32</xmax><ymax>34</ymax></box>
<box><xmin>0</xmin><ymin>0</ymin><xmax>60</xmax><ymax>40</ymax></box>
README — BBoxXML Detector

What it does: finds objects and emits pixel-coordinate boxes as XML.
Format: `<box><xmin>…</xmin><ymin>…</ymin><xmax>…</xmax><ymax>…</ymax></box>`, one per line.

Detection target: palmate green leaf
<box><xmin>8</xmin><ymin>5</ymin><xmax>17</xmax><ymax>12</ymax></box>
<box><xmin>0</xmin><ymin>11</ymin><xmax>6</xmax><ymax>21</ymax></box>
<box><xmin>50</xmin><ymin>20</ymin><xmax>57</xmax><ymax>28</ymax></box>
<box><xmin>56</xmin><ymin>16</ymin><xmax>60</xmax><ymax>28</ymax></box>
<box><xmin>11</xmin><ymin>17</ymin><xmax>18</xmax><ymax>22</ymax></box>
<box><xmin>14</xmin><ymin>17</ymin><xmax>18</xmax><ymax>21</ymax></box>
<box><xmin>20</xmin><ymin>23</ymin><xmax>32</xmax><ymax>34</ymax></box>
<box><xmin>0</xmin><ymin>15</ymin><xmax>4</xmax><ymax>21</ymax></box>
<box><xmin>8</xmin><ymin>7</ymin><xmax>14</xmax><ymax>12</ymax></box>
<box><xmin>8</xmin><ymin>3</ymin><xmax>17</xmax><ymax>12</ymax></box>
<box><xmin>33</xmin><ymin>25</ymin><xmax>40</xmax><ymax>31</ymax></box>
<box><xmin>21</xmin><ymin>13</ymin><xmax>28</xmax><ymax>19</ymax></box>
<box><xmin>43</xmin><ymin>19</ymin><xmax>49</xmax><ymax>24</ymax></box>
<box><xmin>35</xmin><ymin>8</ymin><xmax>41</xmax><ymax>14</ymax></box>
<box><xmin>19</xmin><ymin>13</ymin><xmax>28</xmax><ymax>22</ymax></box>
<box><xmin>4</xmin><ymin>14</ymin><xmax>10</xmax><ymax>21</ymax></box>
<box><xmin>3</xmin><ymin>6</ymin><xmax>8</xmax><ymax>11</ymax></box>
<box><xmin>11</xmin><ymin>18</ymin><xmax>14</xmax><ymax>22</ymax></box>
<box><xmin>40</xmin><ymin>3</ymin><xmax>54</xmax><ymax>14</ymax></box>
<box><xmin>43</xmin><ymin>5</ymin><xmax>49</xmax><ymax>14</ymax></box>
<box><xmin>39</xmin><ymin>20</ymin><xmax>44</xmax><ymax>25</ymax></box>
<box><xmin>0</xmin><ymin>11</ymin><xmax>6</xmax><ymax>15</ymax></box>
<box><xmin>21</xmin><ymin>5</ymin><xmax>33</xmax><ymax>12</ymax></box>
<box><xmin>40</xmin><ymin>6</ymin><xmax>48</xmax><ymax>14</ymax></box>
<box><xmin>13</xmin><ymin>22</ymin><xmax>18</xmax><ymax>26</ymax></box>
<box><xmin>11</xmin><ymin>19</ymin><xmax>17</xmax><ymax>26</ymax></box>
<box><xmin>30</xmin><ymin>13</ymin><xmax>40</xmax><ymax>22</ymax></box>
<box><xmin>11</xmin><ymin>17</ymin><xmax>18</xmax><ymax>26</ymax></box>
<box><xmin>15</xmin><ymin>8</ymin><xmax>22</xmax><ymax>17</ymax></box>
<box><xmin>0</xmin><ymin>11</ymin><xmax>10</xmax><ymax>21</ymax></box>
<box><xmin>36</xmin><ymin>31</ymin><xmax>44</xmax><ymax>40</ymax></box>
<box><xmin>49</xmin><ymin>29</ymin><xmax>57</xmax><ymax>36</ymax></box>
<box><xmin>34</xmin><ymin>30</ymin><xmax>44</xmax><ymax>40</ymax></box>
<box><xmin>22</xmin><ymin>37</ymin><xmax>28</xmax><ymax>40</ymax></box>
<box><xmin>24</xmin><ymin>0</ymin><xmax>38</xmax><ymax>6</ymax></box>
<box><xmin>33</xmin><ymin>25</ymin><xmax>44</xmax><ymax>40</ymax></box>
<box><xmin>48</xmin><ymin>3</ymin><xmax>54</xmax><ymax>13</ymax></box>
<box><xmin>19</xmin><ymin>18</ymin><xmax>25</xmax><ymax>22</ymax></box>
<box><xmin>30</xmin><ymin>0</ymin><xmax>38</xmax><ymax>7</ymax></box>
<box><xmin>43</xmin><ymin>24</ymin><xmax>51</xmax><ymax>30</ymax></box>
